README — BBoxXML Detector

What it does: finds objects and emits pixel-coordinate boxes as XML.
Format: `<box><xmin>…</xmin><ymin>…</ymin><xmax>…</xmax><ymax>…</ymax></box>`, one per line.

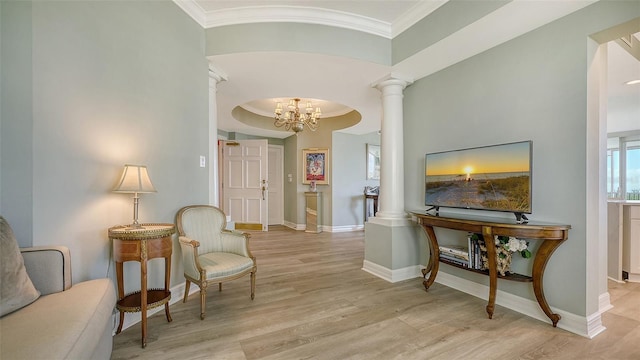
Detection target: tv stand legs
<box><xmin>483</xmin><ymin>226</ymin><xmax>498</xmax><ymax>320</ymax></box>
<box><xmin>421</xmin><ymin>225</ymin><xmax>439</xmax><ymax>290</ymax></box>
<box><xmin>417</xmin><ymin>217</ymin><xmax>568</xmax><ymax>327</ymax></box>
<box><xmin>532</xmin><ymin>239</ymin><xmax>566</xmax><ymax>327</ymax></box>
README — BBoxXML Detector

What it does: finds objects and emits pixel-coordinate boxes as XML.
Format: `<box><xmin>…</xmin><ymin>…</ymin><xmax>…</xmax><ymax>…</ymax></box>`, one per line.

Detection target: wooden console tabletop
<box><xmin>411</xmin><ymin>211</ymin><xmax>570</xmax><ymax>327</ymax></box>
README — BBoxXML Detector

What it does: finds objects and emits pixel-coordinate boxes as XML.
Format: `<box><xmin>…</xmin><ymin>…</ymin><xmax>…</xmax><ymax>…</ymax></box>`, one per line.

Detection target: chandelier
<box><xmin>274</xmin><ymin>98</ymin><xmax>322</xmax><ymax>133</ymax></box>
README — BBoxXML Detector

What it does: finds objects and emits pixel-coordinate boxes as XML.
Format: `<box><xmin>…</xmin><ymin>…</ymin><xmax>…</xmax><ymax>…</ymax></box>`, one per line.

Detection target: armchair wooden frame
<box><xmin>176</xmin><ymin>205</ymin><xmax>257</xmax><ymax>320</ymax></box>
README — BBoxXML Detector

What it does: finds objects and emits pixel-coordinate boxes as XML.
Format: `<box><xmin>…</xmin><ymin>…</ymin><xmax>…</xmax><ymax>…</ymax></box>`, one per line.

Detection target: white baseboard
<box><xmin>362</xmin><ymin>260</ymin><xmax>423</xmax><ymax>283</ymax></box>
<box><xmin>607</xmin><ymin>276</ymin><xmax>626</xmax><ymax>284</ymax></box>
<box><xmin>360</xmin><ymin>262</ymin><xmax>603</xmax><ymax>338</ymax></box>
<box><xmin>599</xmin><ymin>291</ymin><xmax>613</xmax><ymax>313</ymax></box>
<box><xmin>283</xmin><ymin>221</ymin><xmax>304</xmax><ymax>231</ymax></box>
<box><xmin>327</xmin><ymin>225</ymin><xmax>364</xmax><ymax>232</ymax></box>
<box><xmin>281</xmin><ymin>222</ymin><xmax>364</xmax><ymax>233</ymax></box>
<box><xmin>627</xmin><ymin>273</ymin><xmax>640</xmax><ymax>283</ymax></box>
<box><xmin>586</xmin><ymin>310</ymin><xmax>607</xmax><ymax>339</ymax></box>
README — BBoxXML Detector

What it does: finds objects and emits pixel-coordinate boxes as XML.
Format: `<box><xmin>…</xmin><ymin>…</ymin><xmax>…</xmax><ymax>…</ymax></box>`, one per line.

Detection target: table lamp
<box><xmin>113</xmin><ymin>164</ymin><xmax>157</xmax><ymax>229</ymax></box>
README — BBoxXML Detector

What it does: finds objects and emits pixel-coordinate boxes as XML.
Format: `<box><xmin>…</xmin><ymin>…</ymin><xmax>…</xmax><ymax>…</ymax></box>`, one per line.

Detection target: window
<box><xmin>627</xmin><ymin>140</ymin><xmax>640</xmax><ymax>200</ymax></box>
<box><xmin>608</xmin><ymin>136</ymin><xmax>640</xmax><ymax>200</ymax></box>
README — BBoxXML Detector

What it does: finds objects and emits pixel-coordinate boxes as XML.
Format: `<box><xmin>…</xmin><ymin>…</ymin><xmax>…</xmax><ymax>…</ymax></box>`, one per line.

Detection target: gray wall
<box><xmin>1</xmin><ymin>0</ymin><xmax>208</xmax><ymax>293</ymax></box>
<box><xmin>402</xmin><ymin>2</ymin><xmax>640</xmax><ymax>316</ymax></box>
<box><xmin>292</xmin><ymin>125</ymin><xmax>334</xmax><ymax>227</ymax></box>
<box><xmin>1</xmin><ymin>1</ymin><xmax>34</xmax><ymax>246</ymax></box>
<box><xmin>332</xmin><ymin>131</ymin><xmax>380</xmax><ymax>227</ymax></box>
<box><xmin>392</xmin><ymin>0</ymin><xmax>509</xmax><ymax>64</ymax></box>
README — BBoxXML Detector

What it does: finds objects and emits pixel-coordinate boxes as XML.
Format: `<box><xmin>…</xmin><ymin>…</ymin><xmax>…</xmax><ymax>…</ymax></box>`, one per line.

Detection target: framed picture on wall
<box><xmin>302</xmin><ymin>148</ymin><xmax>329</xmax><ymax>185</ymax></box>
<box><xmin>367</xmin><ymin>144</ymin><xmax>380</xmax><ymax>180</ymax></box>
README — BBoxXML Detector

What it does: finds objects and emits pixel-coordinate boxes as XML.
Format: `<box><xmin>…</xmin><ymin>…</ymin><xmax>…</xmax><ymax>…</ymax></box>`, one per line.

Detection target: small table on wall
<box><xmin>411</xmin><ymin>212</ymin><xmax>570</xmax><ymax>327</ymax></box>
<box><xmin>109</xmin><ymin>223</ymin><xmax>175</xmax><ymax>348</ymax></box>
<box><xmin>305</xmin><ymin>192</ymin><xmax>323</xmax><ymax>233</ymax></box>
<box><xmin>364</xmin><ymin>194</ymin><xmax>379</xmax><ymax>221</ymax></box>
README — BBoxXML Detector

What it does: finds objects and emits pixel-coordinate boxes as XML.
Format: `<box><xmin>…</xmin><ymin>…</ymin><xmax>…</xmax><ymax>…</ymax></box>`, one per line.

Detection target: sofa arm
<box><xmin>20</xmin><ymin>246</ymin><xmax>71</xmax><ymax>295</ymax></box>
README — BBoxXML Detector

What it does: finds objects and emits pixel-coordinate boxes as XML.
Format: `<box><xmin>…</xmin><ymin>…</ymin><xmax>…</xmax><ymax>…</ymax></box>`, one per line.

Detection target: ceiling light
<box><xmin>625</xmin><ymin>79</ymin><xmax>640</xmax><ymax>85</ymax></box>
<box><xmin>274</xmin><ymin>98</ymin><xmax>321</xmax><ymax>133</ymax></box>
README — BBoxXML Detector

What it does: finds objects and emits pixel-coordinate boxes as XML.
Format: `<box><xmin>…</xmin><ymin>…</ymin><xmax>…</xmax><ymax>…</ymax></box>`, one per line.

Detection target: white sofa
<box><xmin>0</xmin><ymin>245</ymin><xmax>116</xmax><ymax>359</ymax></box>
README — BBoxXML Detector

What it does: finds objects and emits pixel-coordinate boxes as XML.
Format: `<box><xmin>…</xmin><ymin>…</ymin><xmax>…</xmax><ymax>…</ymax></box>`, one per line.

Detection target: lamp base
<box><xmin>124</xmin><ymin>223</ymin><xmax>145</xmax><ymax>230</ymax></box>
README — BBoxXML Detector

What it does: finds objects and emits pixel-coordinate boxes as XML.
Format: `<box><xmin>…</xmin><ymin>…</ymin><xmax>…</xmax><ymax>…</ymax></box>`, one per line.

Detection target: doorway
<box><xmin>221</xmin><ymin>139</ymin><xmax>268</xmax><ymax>231</ymax></box>
<box><xmin>589</xmin><ymin>22</ymin><xmax>640</xmax><ymax>320</ymax></box>
<box><xmin>268</xmin><ymin>145</ymin><xmax>284</xmax><ymax>225</ymax></box>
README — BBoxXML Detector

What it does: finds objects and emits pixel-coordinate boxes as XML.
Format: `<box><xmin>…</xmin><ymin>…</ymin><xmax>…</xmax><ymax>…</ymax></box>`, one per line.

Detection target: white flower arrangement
<box><xmin>474</xmin><ymin>234</ymin><xmax>532</xmax><ymax>276</ymax></box>
<box><xmin>496</xmin><ymin>236</ymin><xmax>531</xmax><ymax>258</ymax></box>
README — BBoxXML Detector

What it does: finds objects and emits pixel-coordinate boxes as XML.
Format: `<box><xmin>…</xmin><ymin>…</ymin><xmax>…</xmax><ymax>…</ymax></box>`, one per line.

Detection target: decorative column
<box><xmin>363</xmin><ymin>74</ymin><xmax>419</xmax><ymax>283</ymax></box>
<box><xmin>209</xmin><ymin>65</ymin><xmax>227</xmax><ymax>207</ymax></box>
<box><xmin>370</xmin><ymin>75</ymin><xmax>413</xmax><ymax>224</ymax></box>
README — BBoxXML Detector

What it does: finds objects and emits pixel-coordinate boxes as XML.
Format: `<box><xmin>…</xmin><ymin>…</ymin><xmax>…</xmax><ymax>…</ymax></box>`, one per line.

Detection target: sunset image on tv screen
<box><xmin>425</xmin><ymin>141</ymin><xmax>531</xmax><ymax>213</ymax></box>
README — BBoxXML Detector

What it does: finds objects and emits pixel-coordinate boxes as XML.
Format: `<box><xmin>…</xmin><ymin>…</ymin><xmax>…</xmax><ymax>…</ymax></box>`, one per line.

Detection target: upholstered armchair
<box><xmin>176</xmin><ymin>205</ymin><xmax>257</xmax><ymax>320</ymax></box>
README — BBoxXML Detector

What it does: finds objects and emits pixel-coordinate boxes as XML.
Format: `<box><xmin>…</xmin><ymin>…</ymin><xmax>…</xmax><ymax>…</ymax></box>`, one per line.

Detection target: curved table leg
<box><xmin>422</xmin><ymin>225</ymin><xmax>440</xmax><ymax>291</ymax></box>
<box><xmin>533</xmin><ymin>239</ymin><xmax>566</xmax><ymax>327</ymax></box>
<box><xmin>164</xmin><ymin>255</ymin><xmax>173</xmax><ymax>323</ymax></box>
<box><xmin>115</xmin><ymin>261</ymin><xmax>125</xmax><ymax>334</ymax></box>
<box><xmin>482</xmin><ymin>227</ymin><xmax>497</xmax><ymax>319</ymax></box>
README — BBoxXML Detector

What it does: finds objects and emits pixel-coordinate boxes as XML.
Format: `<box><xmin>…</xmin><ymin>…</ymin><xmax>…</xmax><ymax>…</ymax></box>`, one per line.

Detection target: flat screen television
<box><xmin>425</xmin><ymin>141</ymin><xmax>532</xmax><ymax>220</ymax></box>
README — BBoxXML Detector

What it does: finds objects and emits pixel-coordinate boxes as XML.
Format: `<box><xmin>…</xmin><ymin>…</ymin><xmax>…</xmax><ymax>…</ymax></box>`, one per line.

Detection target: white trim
<box><xmin>586</xmin><ymin>311</ymin><xmax>607</xmax><ymax>339</ymax></box>
<box><xmin>361</xmin><ymin>260</ymin><xmax>423</xmax><ymax>283</ymax></box>
<box><xmin>204</xmin><ymin>6</ymin><xmax>390</xmax><ymax>38</ymax></box>
<box><xmin>173</xmin><ymin>0</ymin><xmax>206</xmax><ymax>28</ymax></box>
<box><xmin>173</xmin><ymin>0</ymin><xmax>451</xmax><ymax>39</ymax></box>
<box><xmin>326</xmin><ymin>225</ymin><xmax>364</xmax><ymax>233</ymax></box>
<box><xmin>607</xmin><ymin>276</ymin><xmax>626</xmax><ymax>284</ymax></box>
<box><xmin>391</xmin><ymin>0</ymin><xmax>448</xmax><ymax>38</ymax></box>
<box><xmin>279</xmin><ymin>223</ymin><xmax>364</xmax><ymax>232</ymax></box>
<box><xmin>627</xmin><ymin>273</ymin><xmax>640</xmax><ymax>283</ymax></box>
<box><xmin>366</xmin><ymin>217</ymin><xmax>413</xmax><ymax>227</ymax></box>
<box><xmin>283</xmin><ymin>220</ymin><xmax>304</xmax><ymax>231</ymax></box>
<box><xmin>599</xmin><ymin>291</ymin><xmax>613</xmax><ymax>314</ymax></box>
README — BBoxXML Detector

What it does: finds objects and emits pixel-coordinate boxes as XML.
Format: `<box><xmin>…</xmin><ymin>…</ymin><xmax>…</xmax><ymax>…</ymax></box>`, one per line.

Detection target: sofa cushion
<box><xmin>0</xmin><ymin>216</ymin><xmax>40</xmax><ymax>317</ymax></box>
<box><xmin>0</xmin><ymin>278</ymin><xmax>116</xmax><ymax>359</ymax></box>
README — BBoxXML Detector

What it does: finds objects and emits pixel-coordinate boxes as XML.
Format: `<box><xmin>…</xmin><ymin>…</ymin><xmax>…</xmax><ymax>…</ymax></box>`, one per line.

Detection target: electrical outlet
<box><xmin>200</xmin><ymin>156</ymin><xmax>206</xmax><ymax>168</ymax></box>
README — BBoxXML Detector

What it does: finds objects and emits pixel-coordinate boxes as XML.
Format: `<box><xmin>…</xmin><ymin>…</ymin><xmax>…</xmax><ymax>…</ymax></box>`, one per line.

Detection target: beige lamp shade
<box><xmin>114</xmin><ymin>164</ymin><xmax>156</xmax><ymax>229</ymax></box>
<box><xmin>113</xmin><ymin>164</ymin><xmax>157</xmax><ymax>193</ymax></box>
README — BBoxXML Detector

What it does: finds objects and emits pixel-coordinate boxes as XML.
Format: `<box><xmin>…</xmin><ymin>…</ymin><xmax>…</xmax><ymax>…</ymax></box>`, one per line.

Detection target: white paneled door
<box><xmin>222</xmin><ymin>139</ymin><xmax>268</xmax><ymax>231</ymax></box>
<box><xmin>268</xmin><ymin>145</ymin><xmax>284</xmax><ymax>225</ymax></box>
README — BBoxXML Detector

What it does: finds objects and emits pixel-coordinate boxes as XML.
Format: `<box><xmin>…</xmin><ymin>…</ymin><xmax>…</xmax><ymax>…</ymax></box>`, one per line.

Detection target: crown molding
<box><xmin>173</xmin><ymin>0</ymin><xmax>448</xmax><ymax>39</ymax></box>
<box><xmin>173</xmin><ymin>0</ymin><xmax>206</xmax><ymax>28</ymax></box>
<box><xmin>205</xmin><ymin>5</ymin><xmax>391</xmax><ymax>38</ymax></box>
<box><xmin>391</xmin><ymin>0</ymin><xmax>448</xmax><ymax>38</ymax></box>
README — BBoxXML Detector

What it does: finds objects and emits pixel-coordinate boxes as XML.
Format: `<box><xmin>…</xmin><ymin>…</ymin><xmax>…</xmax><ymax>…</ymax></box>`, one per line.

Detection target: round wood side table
<box><xmin>109</xmin><ymin>223</ymin><xmax>175</xmax><ymax>348</ymax></box>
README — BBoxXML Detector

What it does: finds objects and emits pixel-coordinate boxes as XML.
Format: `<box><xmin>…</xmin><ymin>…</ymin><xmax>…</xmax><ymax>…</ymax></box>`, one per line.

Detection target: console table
<box><xmin>411</xmin><ymin>212</ymin><xmax>570</xmax><ymax>327</ymax></box>
<box><xmin>364</xmin><ymin>194</ymin><xmax>379</xmax><ymax>221</ymax></box>
<box><xmin>109</xmin><ymin>223</ymin><xmax>175</xmax><ymax>348</ymax></box>
<box><xmin>305</xmin><ymin>192</ymin><xmax>323</xmax><ymax>233</ymax></box>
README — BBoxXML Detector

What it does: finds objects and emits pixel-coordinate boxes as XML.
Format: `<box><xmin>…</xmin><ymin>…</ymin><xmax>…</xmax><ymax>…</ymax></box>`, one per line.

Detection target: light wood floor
<box><xmin>112</xmin><ymin>226</ymin><xmax>640</xmax><ymax>360</ymax></box>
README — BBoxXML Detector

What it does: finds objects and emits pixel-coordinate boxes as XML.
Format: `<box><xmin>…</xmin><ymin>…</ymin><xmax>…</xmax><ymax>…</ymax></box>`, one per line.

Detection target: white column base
<box><xmin>367</xmin><ymin>215</ymin><xmax>412</xmax><ymax>227</ymax></box>
<box><xmin>364</xmin><ymin>221</ymin><xmax>425</xmax><ymax>275</ymax></box>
